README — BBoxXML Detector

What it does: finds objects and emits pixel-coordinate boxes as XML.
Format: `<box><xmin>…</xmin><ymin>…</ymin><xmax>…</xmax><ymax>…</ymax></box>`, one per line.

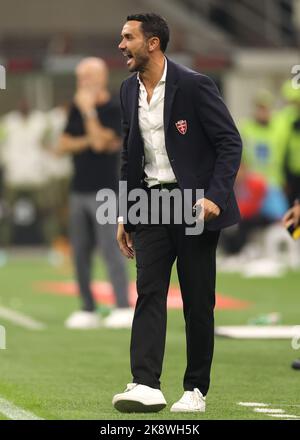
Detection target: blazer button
<box><xmin>170</xmin><ymin>158</ymin><xmax>175</xmax><ymax>163</ymax></box>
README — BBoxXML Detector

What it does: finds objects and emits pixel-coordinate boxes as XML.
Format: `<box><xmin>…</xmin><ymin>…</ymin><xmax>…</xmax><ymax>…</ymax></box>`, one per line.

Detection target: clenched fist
<box><xmin>194</xmin><ymin>198</ymin><xmax>221</xmax><ymax>222</ymax></box>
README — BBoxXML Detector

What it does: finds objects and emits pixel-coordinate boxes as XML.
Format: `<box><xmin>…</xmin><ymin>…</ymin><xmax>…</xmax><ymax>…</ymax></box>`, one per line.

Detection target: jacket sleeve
<box><xmin>194</xmin><ymin>74</ymin><xmax>242</xmax><ymax>211</ymax></box>
<box><xmin>120</xmin><ymin>81</ymin><xmax>129</xmax><ymax>182</ymax></box>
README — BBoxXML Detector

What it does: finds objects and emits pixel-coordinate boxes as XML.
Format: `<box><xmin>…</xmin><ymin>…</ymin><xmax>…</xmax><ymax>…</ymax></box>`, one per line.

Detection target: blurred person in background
<box><xmin>283</xmin><ymin>199</ymin><xmax>300</xmax><ymax>370</ymax></box>
<box><xmin>56</xmin><ymin>57</ymin><xmax>132</xmax><ymax>329</ymax></box>
<box><xmin>221</xmin><ymin>164</ymin><xmax>267</xmax><ymax>256</ymax></box>
<box><xmin>0</xmin><ymin>98</ymin><xmax>52</xmax><ymax>245</ymax></box>
<box><xmin>239</xmin><ymin>90</ymin><xmax>288</xmax><ymax>221</ymax></box>
<box><xmin>277</xmin><ymin>81</ymin><xmax>300</xmax><ymax>205</ymax></box>
<box><xmin>45</xmin><ymin>103</ymin><xmax>73</xmax><ymax>256</ymax></box>
<box><xmin>221</xmin><ymin>90</ymin><xmax>289</xmax><ymax>258</ymax></box>
<box><xmin>280</xmin><ymin>82</ymin><xmax>300</xmax><ymax>369</ymax></box>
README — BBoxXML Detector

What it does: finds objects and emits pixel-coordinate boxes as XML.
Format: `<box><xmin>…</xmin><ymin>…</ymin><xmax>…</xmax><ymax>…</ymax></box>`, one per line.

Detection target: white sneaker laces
<box><xmin>125</xmin><ymin>383</ymin><xmax>137</xmax><ymax>392</ymax></box>
<box><xmin>183</xmin><ymin>388</ymin><xmax>204</xmax><ymax>407</ymax></box>
<box><xmin>192</xmin><ymin>388</ymin><xmax>204</xmax><ymax>406</ymax></box>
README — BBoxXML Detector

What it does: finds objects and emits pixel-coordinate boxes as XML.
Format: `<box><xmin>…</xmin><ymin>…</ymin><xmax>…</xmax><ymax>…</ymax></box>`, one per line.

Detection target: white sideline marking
<box><xmin>0</xmin><ymin>306</ymin><xmax>46</xmax><ymax>330</ymax></box>
<box><xmin>216</xmin><ymin>326</ymin><xmax>298</xmax><ymax>339</ymax></box>
<box><xmin>266</xmin><ymin>414</ymin><xmax>300</xmax><ymax>419</ymax></box>
<box><xmin>238</xmin><ymin>402</ymin><xmax>300</xmax><ymax>419</ymax></box>
<box><xmin>278</xmin><ymin>404</ymin><xmax>300</xmax><ymax>407</ymax></box>
<box><xmin>238</xmin><ymin>402</ymin><xmax>269</xmax><ymax>407</ymax></box>
<box><xmin>0</xmin><ymin>397</ymin><xmax>43</xmax><ymax>420</ymax></box>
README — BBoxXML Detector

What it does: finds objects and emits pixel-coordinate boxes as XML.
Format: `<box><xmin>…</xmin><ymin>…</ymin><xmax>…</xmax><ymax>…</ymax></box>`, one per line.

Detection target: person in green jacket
<box><xmin>276</xmin><ymin>81</ymin><xmax>300</xmax><ymax>205</ymax></box>
<box><xmin>283</xmin><ymin>198</ymin><xmax>300</xmax><ymax>370</ymax></box>
<box><xmin>240</xmin><ymin>89</ymin><xmax>288</xmax><ymax>221</ymax></box>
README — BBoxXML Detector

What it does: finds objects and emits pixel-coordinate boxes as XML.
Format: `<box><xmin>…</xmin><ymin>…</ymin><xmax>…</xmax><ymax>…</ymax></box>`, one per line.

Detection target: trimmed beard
<box><xmin>129</xmin><ymin>52</ymin><xmax>150</xmax><ymax>73</ymax></box>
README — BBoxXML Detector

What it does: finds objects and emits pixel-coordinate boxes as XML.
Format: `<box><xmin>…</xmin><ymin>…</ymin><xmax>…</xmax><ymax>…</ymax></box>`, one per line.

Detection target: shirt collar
<box><xmin>137</xmin><ymin>57</ymin><xmax>167</xmax><ymax>88</ymax></box>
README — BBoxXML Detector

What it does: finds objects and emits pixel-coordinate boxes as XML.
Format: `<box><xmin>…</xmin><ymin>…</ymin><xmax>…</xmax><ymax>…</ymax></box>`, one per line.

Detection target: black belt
<box><xmin>146</xmin><ymin>182</ymin><xmax>179</xmax><ymax>191</ymax></box>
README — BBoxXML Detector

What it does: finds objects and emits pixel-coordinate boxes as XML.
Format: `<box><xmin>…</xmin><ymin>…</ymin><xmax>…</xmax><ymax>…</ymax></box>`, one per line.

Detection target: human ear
<box><xmin>148</xmin><ymin>37</ymin><xmax>160</xmax><ymax>52</ymax></box>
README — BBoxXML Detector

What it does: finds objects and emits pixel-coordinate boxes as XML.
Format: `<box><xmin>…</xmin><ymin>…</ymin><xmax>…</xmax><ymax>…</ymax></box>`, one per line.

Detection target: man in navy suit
<box><xmin>113</xmin><ymin>13</ymin><xmax>242</xmax><ymax>413</ymax></box>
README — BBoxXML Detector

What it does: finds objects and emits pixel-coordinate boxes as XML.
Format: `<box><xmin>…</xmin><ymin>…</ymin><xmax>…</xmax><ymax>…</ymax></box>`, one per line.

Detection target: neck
<box><xmin>139</xmin><ymin>54</ymin><xmax>165</xmax><ymax>89</ymax></box>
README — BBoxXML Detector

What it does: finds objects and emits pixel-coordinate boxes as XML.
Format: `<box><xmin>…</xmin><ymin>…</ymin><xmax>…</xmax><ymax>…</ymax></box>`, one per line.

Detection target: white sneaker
<box><xmin>170</xmin><ymin>388</ymin><xmax>206</xmax><ymax>412</ymax></box>
<box><xmin>112</xmin><ymin>383</ymin><xmax>167</xmax><ymax>413</ymax></box>
<box><xmin>104</xmin><ymin>307</ymin><xmax>134</xmax><ymax>329</ymax></box>
<box><xmin>64</xmin><ymin>311</ymin><xmax>101</xmax><ymax>329</ymax></box>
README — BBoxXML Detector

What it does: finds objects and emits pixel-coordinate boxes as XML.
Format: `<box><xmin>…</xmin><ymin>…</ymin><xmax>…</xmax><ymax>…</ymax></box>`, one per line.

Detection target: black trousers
<box><xmin>130</xmin><ymin>191</ymin><xmax>220</xmax><ymax>395</ymax></box>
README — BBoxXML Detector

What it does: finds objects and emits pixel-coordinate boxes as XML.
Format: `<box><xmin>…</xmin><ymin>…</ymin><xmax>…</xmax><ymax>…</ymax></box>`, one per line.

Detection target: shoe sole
<box><xmin>114</xmin><ymin>399</ymin><xmax>166</xmax><ymax>413</ymax></box>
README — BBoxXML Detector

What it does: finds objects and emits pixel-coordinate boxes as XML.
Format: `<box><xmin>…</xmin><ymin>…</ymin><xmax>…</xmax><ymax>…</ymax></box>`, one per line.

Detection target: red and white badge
<box><xmin>175</xmin><ymin>120</ymin><xmax>188</xmax><ymax>135</ymax></box>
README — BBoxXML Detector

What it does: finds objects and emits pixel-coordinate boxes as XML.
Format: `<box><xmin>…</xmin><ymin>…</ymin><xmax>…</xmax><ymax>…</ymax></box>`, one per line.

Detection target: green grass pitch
<box><xmin>0</xmin><ymin>254</ymin><xmax>299</xmax><ymax>420</ymax></box>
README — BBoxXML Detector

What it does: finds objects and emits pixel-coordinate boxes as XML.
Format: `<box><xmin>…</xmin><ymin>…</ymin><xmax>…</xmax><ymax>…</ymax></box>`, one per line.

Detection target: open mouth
<box><xmin>123</xmin><ymin>52</ymin><xmax>134</xmax><ymax>65</ymax></box>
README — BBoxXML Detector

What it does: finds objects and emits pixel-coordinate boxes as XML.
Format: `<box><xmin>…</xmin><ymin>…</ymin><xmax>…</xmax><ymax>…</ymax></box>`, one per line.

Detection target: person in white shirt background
<box><xmin>0</xmin><ymin>98</ymin><xmax>52</xmax><ymax>245</ymax></box>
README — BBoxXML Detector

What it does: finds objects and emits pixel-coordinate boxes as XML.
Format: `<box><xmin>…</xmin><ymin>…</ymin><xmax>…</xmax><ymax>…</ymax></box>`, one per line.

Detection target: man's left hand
<box><xmin>194</xmin><ymin>198</ymin><xmax>221</xmax><ymax>222</ymax></box>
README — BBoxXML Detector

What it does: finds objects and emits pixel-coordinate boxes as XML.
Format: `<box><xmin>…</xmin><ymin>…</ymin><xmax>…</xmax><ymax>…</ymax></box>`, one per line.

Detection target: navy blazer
<box><xmin>119</xmin><ymin>58</ymin><xmax>242</xmax><ymax>232</ymax></box>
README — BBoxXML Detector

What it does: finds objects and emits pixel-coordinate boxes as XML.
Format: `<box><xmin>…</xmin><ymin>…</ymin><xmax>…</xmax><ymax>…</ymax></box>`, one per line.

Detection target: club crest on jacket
<box><xmin>175</xmin><ymin>120</ymin><xmax>187</xmax><ymax>135</ymax></box>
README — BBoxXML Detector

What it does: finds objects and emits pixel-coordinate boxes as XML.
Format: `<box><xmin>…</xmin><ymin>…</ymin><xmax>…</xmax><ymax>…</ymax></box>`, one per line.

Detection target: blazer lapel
<box><xmin>130</xmin><ymin>77</ymin><xmax>140</xmax><ymax>136</ymax></box>
<box><xmin>164</xmin><ymin>58</ymin><xmax>179</xmax><ymax>133</ymax></box>
<box><xmin>128</xmin><ymin>77</ymin><xmax>143</xmax><ymax>150</ymax></box>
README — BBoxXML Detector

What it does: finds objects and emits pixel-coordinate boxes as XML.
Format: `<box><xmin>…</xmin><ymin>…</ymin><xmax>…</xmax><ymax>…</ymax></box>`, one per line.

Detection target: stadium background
<box><xmin>0</xmin><ymin>0</ymin><xmax>300</xmax><ymax>420</ymax></box>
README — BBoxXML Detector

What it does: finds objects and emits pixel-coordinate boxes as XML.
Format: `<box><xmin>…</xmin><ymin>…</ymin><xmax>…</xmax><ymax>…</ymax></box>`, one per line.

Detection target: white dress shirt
<box><xmin>117</xmin><ymin>60</ymin><xmax>176</xmax><ymax>224</ymax></box>
<box><xmin>138</xmin><ymin>59</ymin><xmax>176</xmax><ymax>188</ymax></box>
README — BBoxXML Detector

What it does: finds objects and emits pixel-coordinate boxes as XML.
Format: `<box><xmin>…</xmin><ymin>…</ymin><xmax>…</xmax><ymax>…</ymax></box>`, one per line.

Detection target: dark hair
<box><xmin>126</xmin><ymin>13</ymin><xmax>169</xmax><ymax>52</ymax></box>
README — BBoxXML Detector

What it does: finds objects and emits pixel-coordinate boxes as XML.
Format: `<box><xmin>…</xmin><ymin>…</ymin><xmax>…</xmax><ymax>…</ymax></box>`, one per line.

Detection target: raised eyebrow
<box><xmin>121</xmin><ymin>32</ymin><xmax>133</xmax><ymax>39</ymax></box>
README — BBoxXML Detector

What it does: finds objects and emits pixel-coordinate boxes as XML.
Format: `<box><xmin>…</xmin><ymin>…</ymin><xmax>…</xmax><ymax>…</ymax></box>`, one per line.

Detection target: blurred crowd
<box><xmin>220</xmin><ymin>80</ymin><xmax>300</xmax><ymax>271</ymax></box>
<box><xmin>0</xmin><ymin>99</ymin><xmax>72</xmax><ymax>249</ymax></box>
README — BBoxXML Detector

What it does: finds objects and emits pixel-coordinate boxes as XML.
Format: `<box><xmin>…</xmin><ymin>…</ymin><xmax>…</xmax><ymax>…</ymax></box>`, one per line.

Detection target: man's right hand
<box><xmin>117</xmin><ymin>223</ymin><xmax>134</xmax><ymax>259</ymax></box>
